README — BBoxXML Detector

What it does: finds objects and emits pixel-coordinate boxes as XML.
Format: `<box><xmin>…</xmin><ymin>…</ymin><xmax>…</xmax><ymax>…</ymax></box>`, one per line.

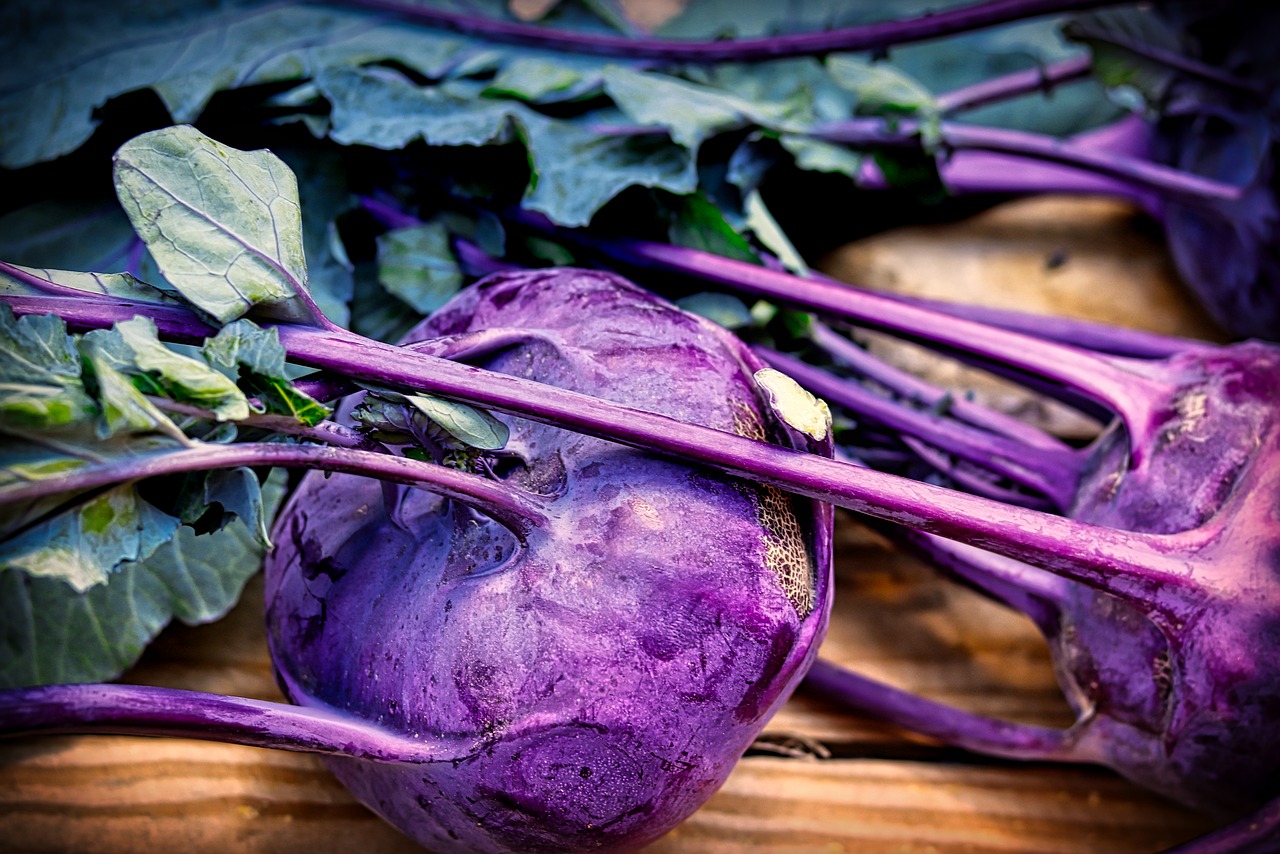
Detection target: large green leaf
<box><xmin>0</xmin><ymin>472</ymin><xmax>284</xmax><ymax>687</ymax></box>
<box><xmin>113</xmin><ymin>125</ymin><xmax>316</xmax><ymax>325</ymax></box>
<box><xmin>114</xmin><ymin>317</ymin><xmax>251</xmax><ymax>422</ymax></box>
<box><xmin>202</xmin><ymin>321</ymin><xmax>330</xmax><ymax>427</ymax></box>
<box><xmin>520</xmin><ymin>112</ymin><xmax>697</xmax><ymax>226</ymax></box>
<box><xmin>0</xmin><ymin>309</ymin><xmax>96</xmax><ymax>432</ymax></box>
<box><xmin>0</xmin><ymin>481</ymin><xmax>182</xmax><ymax>593</ymax></box>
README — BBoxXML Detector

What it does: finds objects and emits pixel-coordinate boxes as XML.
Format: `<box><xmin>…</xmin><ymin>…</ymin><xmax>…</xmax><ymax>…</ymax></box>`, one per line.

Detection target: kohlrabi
<box><xmin>0</xmin><ymin>127</ymin><xmax>835</xmax><ymax>853</ymax></box>
<box><xmin>511</xmin><ymin>226</ymin><xmax>1280</xmax><ymax>844</ymax></box>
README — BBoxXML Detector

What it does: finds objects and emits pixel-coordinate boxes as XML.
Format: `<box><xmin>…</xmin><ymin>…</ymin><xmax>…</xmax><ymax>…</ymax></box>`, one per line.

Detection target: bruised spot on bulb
<box><xmin>754</xmin><ymin>368</ymin><xmax>831</xmax><ymax>442</ymax></box>
<box><xmin>628</xmin><ymin>494</ymin><xmax>664</xmax><ymax>530</ymax></box>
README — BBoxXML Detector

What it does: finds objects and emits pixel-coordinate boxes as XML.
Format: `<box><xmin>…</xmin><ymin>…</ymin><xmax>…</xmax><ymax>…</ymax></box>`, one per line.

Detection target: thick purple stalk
<box><xmin>814</xmin><ymin>116</ymin><xmax>1243</xmax><ymax>206</ymax></box>
<box><xmin>327</xmin><ymin>0</ymin><xmax>1120</xmax><ymax>62</ymax></box>
<box><xmin>855</xmin><ymin>286</ymin><xmax>1206</xmax><ymax>358</ymax></box>
<box><xmin>0</xmin><ymin>684</ymin><xmax>469</xmax><ymax>763</ymax></box>
<box><xmin>1</xmin><ymin>292</ymin><xmax>1205</xmax><ymax>622</ymax></box>
<box><xmin>804</xmin><ymin>659</ymin><xmax>1087</xmax><ymax>762</ymax></box>
<box><xmin>758</xmin><ymin>346</ymin><xmax>1081</xmax><ymax>509</ymax></box>
<box><xmin>0</xmin><ymin>439</ymin><xmax>548</xmax><ymax>534</ymax></box>
<box><xmin>935</xmin><ymin>54</ymin><xmax>1094</xmax><ymax>114</ymax></box>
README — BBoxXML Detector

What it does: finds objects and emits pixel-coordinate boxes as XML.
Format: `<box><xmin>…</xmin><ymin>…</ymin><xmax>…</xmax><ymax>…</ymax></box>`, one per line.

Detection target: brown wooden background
<box><xmin>0</xmin><ymin>197</ymin><xmax>1231</xmax><ymax>852</ymax></box>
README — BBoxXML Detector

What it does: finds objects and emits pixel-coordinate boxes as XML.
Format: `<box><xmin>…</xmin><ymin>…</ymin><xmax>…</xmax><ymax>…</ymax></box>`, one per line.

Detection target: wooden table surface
<box><xmin>0</xmin><ymin>197</ymin><xmax>1233</xmax><ymax>852</ymax></box>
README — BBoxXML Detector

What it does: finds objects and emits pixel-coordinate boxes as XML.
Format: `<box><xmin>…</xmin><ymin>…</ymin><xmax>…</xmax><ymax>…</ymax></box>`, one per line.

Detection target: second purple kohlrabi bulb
<box><xmin>263</xmin><ymin>269</ymin><xmax>833</xmax><ymax>852</ymax></box>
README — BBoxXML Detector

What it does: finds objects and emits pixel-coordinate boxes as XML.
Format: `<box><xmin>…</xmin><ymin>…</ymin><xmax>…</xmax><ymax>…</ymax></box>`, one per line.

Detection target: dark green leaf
<box><xmin>0</xmin><ymin>483</ymin><xmax>181</xmax><ymax>593</ymax></box>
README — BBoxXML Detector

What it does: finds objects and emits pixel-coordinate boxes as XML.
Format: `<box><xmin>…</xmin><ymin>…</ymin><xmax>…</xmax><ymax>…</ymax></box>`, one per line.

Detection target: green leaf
<box><xmin>742</xmin><ymin>190</ymin><xmax>809</xmax><ymax>275</ymax></box>
<box><xmin>376</xmin><ymin>222</ymin><xmax>465</xmax><ymax>315</ymax></box>
<box><xmin>202</xmin><ymin>321</ymin><xmax>330</xmax><ymax>427</ymax></box>
<box><xmin>485</xmin><ymin>56</ymin><xmax>602</xmax><ymax>104</ymax></box>
<box><xmin>0</xmin><ymin>309</ymin><xmax>96</xmax><ymax>432</ymax></box>
<box><xmin>0</xmin><ymin>484</ymin><xmax>182</xmax><ymax>593</ymax></box>
<box><xmin>602</xmin><ymin>65</ymin><xmax>775</xmax><ymax>153</ymax></box>
<box><xmin>826</xmin><ymin>55</ymin><xmax>938</xmax><ymax>117</ymax></box>
<box><xmin>403</xmin><ymin>392</ymin><xmax>510</xmax><ymax>451</ymax></box>
<box><xmin>113</xmin><ymin>125</ymin><xmax>316</xmax><ymax>325</ymax></box>
<box><xmin>520</xmin><ymin>113</ymin><xmax>697</xmax><ymax>227</ymax></box>
<box><xmin>779</xmin><ymin>135</ymin><xmax>866</xmax><ymax>177</ymax></box>
<box><xmin>356</xmin><ymin>387</ymin><xmax>509</xmax><ymax>452</ymax></box>
<box><xmin>81</xmin><ymin>333</ymin><xmax>187</xmax><ymax>442</ymax></box>
<box><xmin>0</xmin><ymin>263</ymin><xmax>177</xmax><ymax>306</ymax></box>
<box><xmin>667</xmin><ymin>193</ymin><xmax>761</xmax><ymax>263</ymax></box>
<box><xmin>0</xmin><ymin>471</ymin><xmax>284</xmax><ymax>687</ymax></box>
<box><xmin>115</xmin><ymin>317</ymin><xmax>251</xmax><ymax>422</ymax></box>
<box><xmin>318</xmin><ymin>65</ymin><xmax>524</xmax><ymax>150</ymax></box>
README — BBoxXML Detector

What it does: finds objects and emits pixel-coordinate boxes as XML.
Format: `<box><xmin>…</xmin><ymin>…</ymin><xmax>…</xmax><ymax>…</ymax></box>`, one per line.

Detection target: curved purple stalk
<box><xmin>899</xmin><ymin>436</ymin><xmax>1058</xmax><ymax>511</ymax></box>
<box><xmin>813</xmin><ymin>117</ymin><xmax>1243</xmax><ymax>206</ymax></box>
<box><xmin>1064</xmin><ymin>18</ymin><xmax>1269</xmax><ymax>98</ymax></box>
<box><xmin>852</xmin><ymin>113</ymin><xmax>1167</xmax><ymax>217</ymax></box>
<box><xmin>758</xmin><ymin>345</ymin><xmax>1082</xmax><ymax>509</ymax></box>
<box><xmin>935</xmin><ymin>54</ymin><xmax>1094</xmax><ymax>114</ymax></box>
<box><xmin>1</xmin><ymin>291</ymin><xmax>1206</xmax><ymax>625</ymax></box>
<box><xmin>804</xmin><ymin>659</ymin><xmax>1088</xmax><ymax>762</ymax></box>
<box><xmin>893</xmin><ymin>529</ymin><xmax>1068</xmax><ymax>626</ymax></box>
<box><xmin>328</xmin><ymin>0</ymin><xmax>1121</xmax><ymax>62</ymax></box>
<box><xmin>0</xmin><ymin>684</ymin><xmax>473</xmax><ymax>763</ymax></box>
<box><xmin>0</xmin><ymin>440</ymin><xmax>549</xmax><ymax>535</ymax></box>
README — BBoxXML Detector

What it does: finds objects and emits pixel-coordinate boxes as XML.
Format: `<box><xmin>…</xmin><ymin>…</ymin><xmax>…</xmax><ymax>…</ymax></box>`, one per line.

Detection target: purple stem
<box><xmin>894</xmin><ymin>528</ymin><xmax>1068</xmax><ymax>626</ymax></box>
<box><xmin>813</xmin><ymin>116</ymin><xmax>1242</xmax><ymax>206</ymax></box>
<box><xmin>935</xmin><ymin>54</ymin><xmax>1095</xmax><ymax>114</ymax></box>
<box><xmin>858</xmin><ymin>287</ymin><xmax>1207</xmax><ymax>359</ymax></box>
<box><xmin>2</xmin><ymin>292</ymin><xmax>1204</xmax><ymax>622</ymax></box>
<box><xmin>758</xmin><ymin>346</ymin><xmax>1081</xmax><ymax>509</ymax></box>
<box><xmin>809</xmin><ymin>322</ymin><xmax>1075</xmax><ymax>449</ymax></box>
<box><xmin>1158</xmin><ymin>795</ymin><xmax>1280</xmax><ymax>854</ymax></box>
<box><xmin>326</xmin><ymin>0</ymin><xmax>1122</xmax><ymax>62</ymax></box>
<box><xmin>899</xmin><ymin>436</ymin><xmax>1059</xmax><ymax>511</ymax></box>
<box><xmin>804</xmin><ymin>659</ymin><xmax>1086</xmax><ymax>762</ymax></box>
<box><xmin>0</xmin><ymin>684</ymin><xmax>471</xmax><ymax>763</ymax></box>
<box><xmin>1065</xmin><ymin>19</ymin><xmax>1270</xmax><ymax>98</ymax></box>
<box><xmin>0</xmin><ymin>440</ymin><xmax>548</xmax><ymax>534</ymax></box>
<box><xmin>855</xmin><ymin>114</ymin><xmax>1167</xmax><ymax>217</ymax></box>
<box><xmin>526</xmin><ymin>223</ymin><xmax>1178</xmax><ymax>449</ymax></box>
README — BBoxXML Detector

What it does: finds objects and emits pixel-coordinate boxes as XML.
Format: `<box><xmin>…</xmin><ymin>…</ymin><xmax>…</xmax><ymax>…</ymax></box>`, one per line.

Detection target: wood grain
<box><xmin>0</xmin><ymin>197</ymin><xmax>1230</xmax><ymax>852</ymax></box>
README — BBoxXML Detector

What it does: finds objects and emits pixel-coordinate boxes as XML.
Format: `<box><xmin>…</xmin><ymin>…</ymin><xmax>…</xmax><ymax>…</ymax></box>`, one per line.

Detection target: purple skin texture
<box><xmin>262</xmin><ymin>269</ymin><xmax>834</xmax><ymax>852</ymax></box>
<box><xmin>806</xmin><ymin>334</ymin><xmax>1280</xmax><ymax>818</ymax></box>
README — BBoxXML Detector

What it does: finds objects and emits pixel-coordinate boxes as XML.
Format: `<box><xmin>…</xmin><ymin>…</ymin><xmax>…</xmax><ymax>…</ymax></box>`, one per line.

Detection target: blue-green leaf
<box><xmin>113</xmin><ymin>125</ymin><xmax>316</xmax><ymax>325</ymax></box>
<box><xmin>0</xmin><ymin>472</ymin><xmax>284</xmax><ymax>687</ymax></box>
<box><xmin>376</xmin><ymin>222</ymin><xmax>465</xmax><ymax>315</ymax></box>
